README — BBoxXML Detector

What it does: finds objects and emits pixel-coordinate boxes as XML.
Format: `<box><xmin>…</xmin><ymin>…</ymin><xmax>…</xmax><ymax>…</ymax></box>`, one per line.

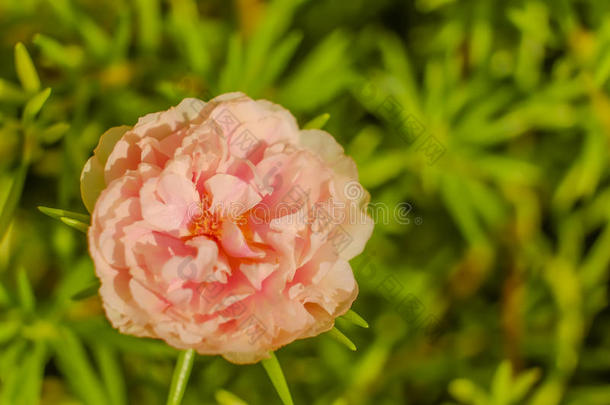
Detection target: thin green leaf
<box><xmin>327</xmin><ymin>327</ymin><xmax>357</xmax><ymax>351</ymax></box>
<box><xmin>33</xmin><ymin>34</ymin><xmax>84</xmax><ymax>70</ymax></box>
<box><xmin>279</xmin><ymin>30</ymin><xmax>355</xmax><ymax>111</ymax></box>
<box><xmin>441</xmin><ymin>174</ymin><xmax>486</xmax><ymax>245</ymax></box>
<box><xmin>135</xmin><ymin>0</ymin><xmax>161</xmax><ymax>52</ymax></box>
<box><xmin>168</xmin><ymin>0</ymin><xmax>209</xmax><ymax>75</ymax></box>
<box><xmin>0</xmin><ymin>320</ymin><xmax>20</xmax><ymax>345</ymax></box>
<box><xmin>60</xmin><ymin>217</ymin><xmax>89</xmax><ymax>233</ymax></box>
<box><xmin>79</xmin><ymin>17</ymin><xmax>111</xmax><ymax>59</ymax></box>
<box><xmin>22</xmin><ymin>87</ymin><xmax>51</xmax><ymax>123</ymax></box>
<box><xmin>359</xmin><ymin>151</ymin><xmax>406</xmax><ymax>188</ymax></box>
<box><xmin>0</xmin><ymin>340</ymin><xmax>27</xmax><ymax>379</ymax></box>
<box><xmin>111</xmin><ymin>9</ymin><xmax>132</xmax><ymax>61</ymax></box>
<box><xmin>251</xmin><ymin>30</ymin><xmax>303</xmax><ymax>96</ymax></box>
<box><xmin>244</xmin><ymin>0</ymin><xmax>305</xmax><ymax>87</ymax></box>
<box><xmin>0</xmin><ymin>78</ymin><xmax>27</xmax><ymax>102</ymax></box>
<box><xmin>38</xmin><ymin>206</ymin><xmax>90</xmax><ymax>223</ymax></box>
<box><xmin>71</xmin><ymin>282</ymin><xmax>100</xmax><ymax>300</ymax></box>
<box><xmin>491</xmin><ymin>360</ymin><xmax>512</xmax><ymax>405</ymax></box>
<box><xmin>17</xmin><ymin>267</ymin><xmax>35</xmax><ymax>312</ymax></box>
<box><xmin>0</xmin><ymin>281</ymin><xmax>11</xmax><ymax>307</ymax></box>
<box><xmin>166</xmin><ymin>349</ymin><xmax>196</xmax><ymax>405</ymax></box>
<box><xmin>0</xmin><ymin>165</ymin><xmax>27</xmax><ymax>241</ymax></box>
<box><xmin>449</xmin><ymin>378</ymin><xmax>489</xmax><ymax>405</ymax></box>
<box><xmin>14</xmin><ymin>42</ymin><xmax>40</xmax><ymax>93</ymax></box>
<box><xmin>0</xmin><ymin>342</ymin><xmax>45</xmax><ymax>405</ymax></box>
<box><xmin>347</xmin><ymin>126</ymin><xmax>382</xmax><ymax>163</ymax></box>
<box><xmin>40</xmin><ymin>122</ymin><xmax>70</xmax><ymax>144</ymax></box>
<box><xmin>70</xmin><ymin>318</ymin><xmax>177</xmax><ymax>359</ymax></box>
<box><xmin>511</xmin><ymin>368</ymin><xmax>541</xmax><ymax>402</ymax></box>
<box><xmin>581</xmin><ymin>219</ymin><xmax>610</xmax><ymax>290</ymax></box>
<box><xmin>340</xmin><ymin>309</ymin><xmax>369</xmax><ymax>328</ymax></box>
<box><xmin>215</xmin><ymin>389</ymin><xmax>248</xmax><ymax>405</ymax></box>
<box><xmin>377</xmin><ymin>31</ymin><xmax>420</xmax><ymax>114</ymax></box>
<box><xmin>93</xmin><ymin>344</ymin><xmax>127</xmax><ymax>405</ymax></box>
<box><xmin>219</xmin><ymin>33</ymin><xmax>243</xmax><ymax>93</ymax></box>
<box><xmin>16</xmin><ymin>341</ymin><xmax>47</xmax><ymax>405</ymax></box>
<box><xmin>261</xmin><ymin>352</ymin><xmax>294</xmax><ymax>405</ymax></box>
<box><xmin>304</xmin><ymin>113</ymin><xmax>330</xmax><ymax>130</ymax></box>
<box><xmin>51</xmin><ymin>327</ymin><xmax>110</xmax><ymax>405</ymax></box>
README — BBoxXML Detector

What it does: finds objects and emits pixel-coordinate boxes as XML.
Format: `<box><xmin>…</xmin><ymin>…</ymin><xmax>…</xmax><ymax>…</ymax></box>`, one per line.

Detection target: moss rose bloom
<box><xmin>81</xmin><ymin>93</ymin><xmax>373</xmax><ymax>363</ymax></box>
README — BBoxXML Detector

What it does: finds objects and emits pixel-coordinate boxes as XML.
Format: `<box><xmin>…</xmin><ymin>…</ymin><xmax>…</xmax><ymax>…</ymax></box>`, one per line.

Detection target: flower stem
<box><xmin>261</xmin><ymin>352</ymin><xmax>294</xmax><ymax>405</ymax></box>
<box><xmin>166</xmin><ymin>349</ymin><xmax>195</xmax><ymax>405</ymax></box>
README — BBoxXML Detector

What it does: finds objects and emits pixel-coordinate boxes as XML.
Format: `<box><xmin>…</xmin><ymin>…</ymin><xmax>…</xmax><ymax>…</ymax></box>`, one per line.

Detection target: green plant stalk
<box><xmin>166</xmin><ymin>349</ymin><xmax>195</xmax><ymax>405</ymax></box>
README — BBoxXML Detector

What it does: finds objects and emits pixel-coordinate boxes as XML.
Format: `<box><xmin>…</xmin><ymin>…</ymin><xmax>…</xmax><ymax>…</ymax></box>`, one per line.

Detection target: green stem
<box><xmin>166</xmin><ymin>349</ymin><xmax>195</xmax><ymax>405</ymax></box>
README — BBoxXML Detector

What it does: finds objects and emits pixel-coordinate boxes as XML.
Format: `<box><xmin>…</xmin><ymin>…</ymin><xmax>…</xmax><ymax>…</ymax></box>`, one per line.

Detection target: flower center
<box><xmin>187</xmin><ymin>195</ymin><xmax>222</xmax><ymax>238</ymax></box>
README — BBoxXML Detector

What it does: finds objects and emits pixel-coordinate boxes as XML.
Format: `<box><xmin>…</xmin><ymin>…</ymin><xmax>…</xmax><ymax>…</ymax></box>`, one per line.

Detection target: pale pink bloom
<box><xmin>81</xmin><ymin>93</ymin><xmax>373</xmax><ymax>363</ymax></box>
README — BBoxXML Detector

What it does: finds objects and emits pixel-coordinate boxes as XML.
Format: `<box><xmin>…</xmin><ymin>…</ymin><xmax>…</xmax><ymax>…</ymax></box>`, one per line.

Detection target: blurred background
<box><xmin>1</xmin><ymin>0</ymin><xmax>610</xmax><ymax>404</ymax></box>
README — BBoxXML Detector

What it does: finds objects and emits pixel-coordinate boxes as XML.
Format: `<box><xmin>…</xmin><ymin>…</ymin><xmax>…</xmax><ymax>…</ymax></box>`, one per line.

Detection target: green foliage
<box><xmin>261</xmin><ymin>352</ymin><xmax>294</xmax><ymax>405</ymax></box>
<box><xmin>1</xmin><ymin>0</ymin><xmax>609</xmax><ymax>404</ymax></box>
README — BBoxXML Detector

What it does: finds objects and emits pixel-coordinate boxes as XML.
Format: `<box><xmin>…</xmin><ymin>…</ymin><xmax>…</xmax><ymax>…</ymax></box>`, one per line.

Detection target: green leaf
<box><xmin>215</xmin><ymin>389</ymin><xmax>248</xmax><ymax>405</ymax></box>
<box><xmin>17</xmin><ymin>267</ymin><xmax>35</xmax><ymax>312</ymax></box>
<box><xmin>491</xmin><ymin>361</ymin><xmax>512</xmax><ymax>405</ymax></box>
<box><xmin>377</xmin><ymin>31</ymin><xmax>420</xmax><ymax>113</ymax></box>
<box><xmin>60</xmin><ymin>217</ymin><xmax>89</xmax><ymax>233</ymax></box>
<box><xmin>168</xmin><ymin>0</ymin><xmax>209</xmax><ymax>75</ymax></box>
<box><xmin>166</xmin><ymin>349</ymin><xmax>196</xmax><ymax>405</ymax></box>
<box><xmin>14</xmin><ymin>42</ymin><xmax>40</xmax><ymax>93</ymax></box>
<box><xmin>304</xmin><ymin>113</ymin><xmax>330</xmax><ymax>130</ymax></box>
<box><xmin>580</xmin><ymin>218</ymin><xmax>610</xmax><ymax>294</ymax></box>
<box><xmin>0</xmin><ymin>320</ymin><xmax>20</xmax><ymax>345</ymax></box>
<box><xmin>22</xmin><ymin>87</ymin><xmax>51</xmax><ymax>122</ymax></box>
<box><xmin>0</xmin><ymin>165</ymin><xmax>27</xmax><ymax>241</ymax></box>
<box><xmin>340</xmin><ymin>309</ymin><xmax>369</xmax><ymax>328</ymax></box>
<box><xmin>52</xmin><ymin>327</ymin><xmax>110</xmax><ymax>405</ymax></box>
<box><xmin>38</xmin><ymin>206</ymin><xmax>90</xmax><ymax>223</ymax></box>
<box><xmin>244</xmin><ymin>0</ymin><xmax>305</xmax><ymax>87</ymax></box>
<box><xmin>0</xmin><ymin>281</ymin><xmax>9</xmax><ymax>308</ymax></box>
<box><xmin>40</xmin><ymin>122</ymin><xmax>70</xmax><ymax>144</ymax></box>
<box><xmin>218</xmin><ymin>33</ymin><xmax>244</xmax><ymax>93</ymax></box>
<box><xmin>449</xmin><ymin>378</ymin><xmax>489</xmax><ymax>405</ymax></box>
<box><xmin>135</xmin><ymin>0</ymin><xmax>161</xmax><ymax>52</ymax></box>
<box><xmin>79</xmin><ymin>17</ymin><xmax>112</xmax><ymax>59</ymax></box>
<box><xmin>261</xmin><ymin>352</ymin><xmax>294</xmax><ymax>405</ymax></box>
<box><xmin>71</xmin><ymin>282</ymin><xmax>100</xmax><ymax>300</ymax></box>
<box><xmin>33</xmin><ymin>34</ymin><xmax>84</xmax><ymax>70</ymax></box>
<box><xmin>0</xmin><ymin>340</ymin><xmax>27</xmax><ymax>379</ymax></box>
<box><xmin>110</xmin><ymin>9</ymin><xmax>132</xmax><ymax>61</ymax></box>
<box><xmin>0</xmin><ymin>341</ymin><xmax>47</xmax><ymax>405</ymax></box>
<box><xmin>69</xmin><ymin>318</ymin><xmax>177</xmax><ymax>359</ymax></box>
<box><xmin>251</xmin><ymin>30</ymin><xmax>303</xmax><ymax>96</ymax></box>
<box><xmin>16</xmin><ymin>341</ymin><xmax>47</xmax><ymax>405</ymax></box>
<box><xmin>511</xmin><ymin>368</ymin><xmax>541</xmax><ymax>402</ymax></box>
<box><xmin>327</xmin><ymin>327</ymin><xmax>357</xmax><ymax>351</ymax></box>
<box><xmin>441</xmin><ymin>174</ymin><xmax>486</xmax><ymax>245</ymax></box>
<box><xmin>93</xmin><ymin>344</ymin><xmax>127</xmax><ymax>405</ymax></box>
<box><xmin>279</xmin><ymin>30</ymin><xmax>355</xmax><ymax>111</ymax></box>
<box><xmin>0</xmin><ymin>78</ymin><xmax>27</xmax><ymax>102</ymax></box>
<box><xmin>347</xmin><ymin>126</ymin><xmax>382</xmax><ymax>163</ymax></box>
<box><xmin>359</xmin><ymin>151</ymin><xmax>406</xmax><ymax>188</ymax></box>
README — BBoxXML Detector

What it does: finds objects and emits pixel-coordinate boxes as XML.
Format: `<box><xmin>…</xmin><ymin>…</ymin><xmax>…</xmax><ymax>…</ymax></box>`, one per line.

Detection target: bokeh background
<box><xmin>1</xmin><ymin>0</ymin><xmax>610</xmax><ymax>404</ymax></box>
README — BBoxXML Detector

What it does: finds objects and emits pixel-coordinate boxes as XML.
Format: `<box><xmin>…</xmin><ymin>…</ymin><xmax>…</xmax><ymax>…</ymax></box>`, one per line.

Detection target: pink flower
<box><xmin>81</xmin><ymin>93</ymin><xmax>373</xmax><ymax>363</ymax></box>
